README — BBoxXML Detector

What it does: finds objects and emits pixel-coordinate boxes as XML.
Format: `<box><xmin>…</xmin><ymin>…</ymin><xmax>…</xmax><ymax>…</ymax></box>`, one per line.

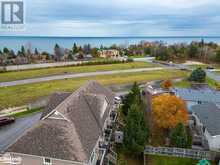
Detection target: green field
<box><xmin>146</xmin><ymin>155</ymin><xmax>203</xmax><ymax>165</ymax></box>
<box><xmin>216</xmin><ymin>71</ymin><xmax>220</xmax><ymax>75</ymax></box>
<box><xmin>9</xmin><ymin>108</ymin><xmax>43</xmax><ymax>118</ymax></box>
<box><xmin>0</xmin><ymin>69</ymin><xmax>187</xmax><ymax>109</ymax></box>
<box><xmin>174</xmin><ymin>78</ymin><xmax>218</xmax><ymax>88</ymax></box>
<box><xmin>0</xmin><ymin>62</ymin><xmax>157</xmax><ymax>82</ymax></box>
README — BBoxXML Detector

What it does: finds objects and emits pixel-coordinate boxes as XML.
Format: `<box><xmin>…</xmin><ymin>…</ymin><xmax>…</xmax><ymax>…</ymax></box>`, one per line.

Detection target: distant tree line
<box><xmin>1</xmin><ymin>39</ymin><xmax>220</xmax><ymax>65</ymax></box>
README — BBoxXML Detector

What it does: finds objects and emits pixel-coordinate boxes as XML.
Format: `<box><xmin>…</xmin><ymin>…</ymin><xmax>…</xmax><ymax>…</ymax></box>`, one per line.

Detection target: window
<box><xmin>43</xmin><ymin>157</ymin><xmax>52</xmax><ymax>165</ymax></box>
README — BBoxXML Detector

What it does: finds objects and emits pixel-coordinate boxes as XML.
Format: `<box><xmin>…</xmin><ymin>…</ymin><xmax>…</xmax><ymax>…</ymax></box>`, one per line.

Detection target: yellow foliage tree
<box><xmin>152</xmin><ymin>94</ymin><xmax>188</xmax><ymax>129</ymax></box>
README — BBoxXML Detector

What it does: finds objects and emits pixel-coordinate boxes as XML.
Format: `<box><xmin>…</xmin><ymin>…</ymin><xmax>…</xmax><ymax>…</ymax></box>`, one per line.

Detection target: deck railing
<box><xmin>144</xmin><ymin>146</ymin><xmax>212</xmax><ymax>160</ymax></box>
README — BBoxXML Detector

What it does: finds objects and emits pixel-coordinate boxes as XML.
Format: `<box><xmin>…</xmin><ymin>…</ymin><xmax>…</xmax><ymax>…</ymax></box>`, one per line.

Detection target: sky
<box><xmin>1</xmin><ymin>0</ymin><xmax>220</xmax><ymax>37</ymax></box>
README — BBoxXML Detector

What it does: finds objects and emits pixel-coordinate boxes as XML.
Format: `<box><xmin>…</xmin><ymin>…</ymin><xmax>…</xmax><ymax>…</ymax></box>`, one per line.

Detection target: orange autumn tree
<box><xmin>152</xmin><ymin>94</ymin><xmax>188</xmax><ymax>129</ymax></box>
<box><xmin>161</xmin><ymin>79</ymin><xmax>173</xmax><ymax>90</ymax></box>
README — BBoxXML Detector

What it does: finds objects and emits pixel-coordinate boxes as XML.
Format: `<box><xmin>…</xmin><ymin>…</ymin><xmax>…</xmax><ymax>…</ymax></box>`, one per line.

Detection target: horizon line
<box><xmin>1</xmin><ymin>35</ymin><xmax>220</xmax><ymax>38</ymax></box>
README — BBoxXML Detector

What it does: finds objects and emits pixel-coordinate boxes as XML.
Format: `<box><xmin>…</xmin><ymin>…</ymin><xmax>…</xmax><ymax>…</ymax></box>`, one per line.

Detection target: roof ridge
<box><xmin>42</xmin><ymin>81</ymin><xmax>97</xmax><ymax>120</ymax></box>
<box><xmin>82</xmin><ymin>93</ymin><xmax>103</xmax><ymax>130</ymax></box>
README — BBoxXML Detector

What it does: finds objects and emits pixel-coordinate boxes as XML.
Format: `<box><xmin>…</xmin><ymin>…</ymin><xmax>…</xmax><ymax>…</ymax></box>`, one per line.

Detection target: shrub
<box><xmin>188</xmin><ymin>67</ymin><xmax>206</xmax><ymax>83</ymax></box>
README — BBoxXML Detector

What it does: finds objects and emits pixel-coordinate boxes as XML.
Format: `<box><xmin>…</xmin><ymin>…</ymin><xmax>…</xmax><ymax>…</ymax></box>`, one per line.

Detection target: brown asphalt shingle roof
<box><xmin>7</xmin><ymin>81</ymin><xmax>115</xmax><ymax>163</ymax></box>
<box><xmin>41</xmin><ymin>92</ymin><xmax>71</xmax><ymax>119</ymax></box>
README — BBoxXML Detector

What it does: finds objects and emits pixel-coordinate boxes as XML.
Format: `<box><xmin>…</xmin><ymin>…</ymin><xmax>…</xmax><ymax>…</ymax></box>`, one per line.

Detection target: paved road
<box><xmin>0</xmin><ymin>67</ymin><xmax>163</xmax><ymax>87</ymax></box>
<box><xmin>0</xmin><ymin>113</ymin><xmax>41</xmax><ymax>152</ymax></box>
<box><xmin>206</xmin><ymin>71</ymin><xmax>220</xmax><ymax>82</ymax></box>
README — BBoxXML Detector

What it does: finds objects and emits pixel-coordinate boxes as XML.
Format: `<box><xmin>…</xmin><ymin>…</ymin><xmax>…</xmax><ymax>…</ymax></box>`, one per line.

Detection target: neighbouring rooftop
<box><xmin>191</xmin><ymin>103</ymin><xmax>220</xmax><ymax>136</ymax></box>
<box><xmin>7</xmin><ymin>81</ymin><xmax>115</xmax><ymax>163</ymax></box>
<box><xmin>173</xmin><ymin>88</ymin><xmax>220</xmax><ymax>103</ymax></box>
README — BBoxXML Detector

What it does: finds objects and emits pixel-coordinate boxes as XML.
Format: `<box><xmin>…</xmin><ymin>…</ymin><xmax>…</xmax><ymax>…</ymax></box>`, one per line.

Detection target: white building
<box><xmin>192</xmin><ymin>103</ymin><xmax>220</xmax><ymax>151</ymax></box>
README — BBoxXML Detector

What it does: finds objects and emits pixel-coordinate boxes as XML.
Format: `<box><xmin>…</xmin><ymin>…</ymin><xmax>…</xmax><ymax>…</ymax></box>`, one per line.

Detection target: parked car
<box><xmin>206</xmin><ymin>66</ymin><xmax>214</xmax><ymax>70</ymax></box>
<box><xmin>0</xmin><ymin>117</ymin><xmax>15</xmax><ymax>126</ymax></box>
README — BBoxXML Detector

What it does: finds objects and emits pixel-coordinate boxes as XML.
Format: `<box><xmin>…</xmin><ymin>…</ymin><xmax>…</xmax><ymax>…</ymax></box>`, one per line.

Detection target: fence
<box><xmin>144</xmin><ymin>146</ymin><xmax>212</xmax><ymax>160</ymax></box>
<box><xmin>0</xmin><ymin>61</ymin><xmax>87</xmax><ymax>71</ymax></box>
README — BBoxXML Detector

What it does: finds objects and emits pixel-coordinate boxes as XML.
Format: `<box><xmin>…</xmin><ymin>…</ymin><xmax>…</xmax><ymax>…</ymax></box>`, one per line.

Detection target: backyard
<box><xmin>145</xmin><ymin>155</ymin><xmax>207</xmax><ymax>165</ymax></box>
<box><xmin>0</xmin><ymin>61</ymin><xmax>157</xmax><ymax>82</ymax></box>
<box><xmin>0</xmin><ymin>69</ymin><xmax>187</xmax><ymax>110</ymax></box>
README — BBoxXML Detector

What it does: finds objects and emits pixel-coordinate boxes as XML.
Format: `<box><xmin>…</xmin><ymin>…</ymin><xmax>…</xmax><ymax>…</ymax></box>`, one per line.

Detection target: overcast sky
<box><xmin>1</xmin><ymin>0</ymin><xmax>220</xmax><ymax>37</ymax></box>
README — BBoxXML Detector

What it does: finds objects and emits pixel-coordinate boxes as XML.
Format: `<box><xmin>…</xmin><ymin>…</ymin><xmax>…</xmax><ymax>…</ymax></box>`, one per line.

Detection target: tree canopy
<box><xmin>152</xmin><ymin>94</ymin><xmax>188</xmax><ymax>129</ymax></box>
<box><xmin>123</xmin><ymin>103</ymin><xmax>148</xmax><ymax>156</ymax></box>
<box><xmin>188</xmin><ymin>67</ymin><xmax>206</xmax><ymax>83</ymax></box>
<box><xmin>169</xmin><ymin>123</ymin><xmax>191</xmax><ymax>148</ymax></box>
<box><xmin>121</xmin><ymin>82</ymin><xmax>142</xmax><ymax>116</ymax></box>
<box><xmin>160</xmin><ymin>79</ymin><xmax>173</xmax><ymax>90</ymax></box>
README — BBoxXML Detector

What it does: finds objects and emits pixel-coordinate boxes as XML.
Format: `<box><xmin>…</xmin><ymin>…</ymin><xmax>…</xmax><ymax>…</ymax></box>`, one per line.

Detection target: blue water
<box><xmin>1</xmin><ymin>36</ymin><xmax>220</xmax><ymax>53</ymax></box>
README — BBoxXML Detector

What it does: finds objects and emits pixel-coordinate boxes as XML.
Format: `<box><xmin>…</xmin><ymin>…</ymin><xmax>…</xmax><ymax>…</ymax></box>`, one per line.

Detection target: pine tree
<box><xmin>34</xmin><ymin>48</ymin><xmax>39</xmax><ymax>55</ymax></box>
<box><xmin>72</xmin><ymin>43</ymin><xmax>78</xmax><ymax>54</ymax></box>
<box><xmin>188</xmin><ymin>67</ymin><xmax>206</xmax><ymax>83</ymax></box>
<box><xmin>21</xmin><ymin>45</ymin><xmax>25</xmax><ymax>56</ymax></box>
<box><xmin>123</xmin><ymin>103</ymin><xmax>148</xmax><ymax>156</ymax></box>
<box><xmin>170</xmin><ymin>123</ymin><xmax>190</xmax><ymax>148</ymax></box>
<box><xmin>121</xmin><ymin>82</ymin><xmax>142</xmax><ymax>115</ymax></box>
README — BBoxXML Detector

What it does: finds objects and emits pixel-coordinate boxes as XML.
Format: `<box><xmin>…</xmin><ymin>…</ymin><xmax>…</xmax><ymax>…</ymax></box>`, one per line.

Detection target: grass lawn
<box><xmin>216</xmin><ymin>71</ymin><xmax>220</xmax><ymax>75</ymax></box>
<box><xmin>0</xmin><ymin>62</ymin><xmax>158</xmax><ymax>82</ymax></box>
<box><xmin>174</xmin><ymin>77</ymin><xmax>218</xmax><ymax>88</ymax></box>
<box><xmin>117</xmin><ymin>146</ymin><xmax>143</xmax><ymax>165</ymax></box>
<box><xmin>0</xmin><ymin>69</ymin><xmax>187</xmax><ymax>109</ymax></box>
<box><xmin>174</xmin><ymin>79</ymin><xmax>191</xmax><ymax>88</ymax></box>
<box><xmin>9</xmin><ymin>108</ymin><xmax>42</xmax><ymax>118</ymax></box>
<box><xmin>146</xmin><ymin>155</ymin><xmax>204</xmax><ymax>165</ymax></box>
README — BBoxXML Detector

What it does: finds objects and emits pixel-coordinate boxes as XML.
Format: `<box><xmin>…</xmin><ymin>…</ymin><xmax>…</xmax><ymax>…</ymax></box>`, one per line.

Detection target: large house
<box><xmin>98</xmin><ymin>50</ymin><xmax>120</xmax><ymax>59</ymax></box>
<box><xmin>191</xmin><ymin>103</ymin><xmax>220</xmax><ymax>151</ymax></box>
<box><xmin>6</xmin><ymin>81</ymin><xmax>119</xmax><ymax>165</ymax></box>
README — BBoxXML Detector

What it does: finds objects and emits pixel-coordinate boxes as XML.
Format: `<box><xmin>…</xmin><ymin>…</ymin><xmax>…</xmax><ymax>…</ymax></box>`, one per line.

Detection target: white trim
<box><xmin>43</xmin><ymin>157</ymin><xmax>52</xmax><ymax>165</ymax></box>
<box><xmin>48</xmin><ymin>110</ymin><xmax>71</xmax><ymax>122</ymax></box>
<box><xmin>8</xmin><ymin>152</ymin><xmax>85</xmax><ymax>165</ymax></box>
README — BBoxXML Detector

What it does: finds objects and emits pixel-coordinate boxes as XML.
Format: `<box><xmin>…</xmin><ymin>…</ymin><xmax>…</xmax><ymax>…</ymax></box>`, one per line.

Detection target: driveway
<box><xmin>0</xmin><ymin>113</ymin><xmax>41</xmax><ymax>152</ymax></box>
<box><xmin>0</xmin><ymin>67</ymin><xmax>163</xmax><ymax>87</ymax></box>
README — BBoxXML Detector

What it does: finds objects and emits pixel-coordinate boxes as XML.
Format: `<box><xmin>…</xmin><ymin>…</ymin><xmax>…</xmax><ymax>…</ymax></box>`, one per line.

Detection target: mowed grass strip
<box><xmin>0</xmin><ymin>69</ymin><xmax>187</xmax><ymax>109</ymax></box>
<box><xmin>146</xmin><ymin>155</ymin><xmax>202</xmax><ymax>165</ymax></box>
<box><xmin>0</xmin><ymin>62</ymin><xmax>157</xmax><ymax>82</ymax></box>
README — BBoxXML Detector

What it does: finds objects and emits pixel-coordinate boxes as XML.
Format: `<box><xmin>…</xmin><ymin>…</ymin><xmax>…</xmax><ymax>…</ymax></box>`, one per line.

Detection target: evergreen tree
<box><xmin>121</xmin><ymin>82</ymin><xmax>142</xmax><ymax>115</ymax></box>
<box><xmin>170</xmin><ymin>123</ymin><xmax>191</xmax><ymax>148</ymax></box>
<box><xmin>34</xmin><ymin>48</ymin><xmax>39</xmax><ymax>55</ymax></box>
<box><xmin>3</xmin><ymin>47</ymin><xmax>10</xmax><ymax>54</ymax></box>
<box><xmin>188</xmin><ymin>43</ymin><xmax>199</xmax><ymax>58</ymax></box>
<box><xmin>72</xmin><ymin>43</ymin><xmax>78</xmax><ymax>54</ymax></box>
<box><xmin>123</xmin><ymin>103</ymin><xmax>148</xmax><ymax>156</ymax></box>
<box><xmin>21</xmin><ymin>45</ymin><xmax>26</xmax><ymax>56</ymax></box>
<box><xmin>54</xmin><ymin>43</ymin><xmax>63</xmax><ymax>61</ymax></box>
<box><xmin>188</xmin><ymin>67</ymin><xmax>206</xmax><ymax>83</ymax></box>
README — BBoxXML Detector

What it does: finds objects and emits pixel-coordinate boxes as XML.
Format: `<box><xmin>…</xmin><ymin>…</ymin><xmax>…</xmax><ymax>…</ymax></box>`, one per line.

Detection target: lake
<box><xmin>1</xmin><ymin>36</ymin><xmax>220</xmax><ymax>53</ymax></box>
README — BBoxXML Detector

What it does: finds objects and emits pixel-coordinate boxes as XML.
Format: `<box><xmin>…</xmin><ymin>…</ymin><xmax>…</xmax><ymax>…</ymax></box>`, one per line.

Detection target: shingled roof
<box><xmin>41</xmin><ymin>92</ymin><xmax>71</xmax><ymax>119</ymax></box>
<box><xmin>7</xmin><ymin>81</ymin><xmax>115</xmax><ymax>163</ymax></box>
<box><xmin>192</xmin><ymin>103</ymin><xmax>220</xmax><ymax>136</ymax></box>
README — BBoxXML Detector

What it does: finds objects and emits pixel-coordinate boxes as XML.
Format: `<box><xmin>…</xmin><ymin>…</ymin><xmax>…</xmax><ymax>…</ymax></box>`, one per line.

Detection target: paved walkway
<box><xmin>0</xmin><ymin>67</ymin><xmax>163</xmax><ymax>87</ymax></box>
<box><xmin>0</xmin><ymin>112</ymin><xmax>41</xmax><ymax>152</ymax></box>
